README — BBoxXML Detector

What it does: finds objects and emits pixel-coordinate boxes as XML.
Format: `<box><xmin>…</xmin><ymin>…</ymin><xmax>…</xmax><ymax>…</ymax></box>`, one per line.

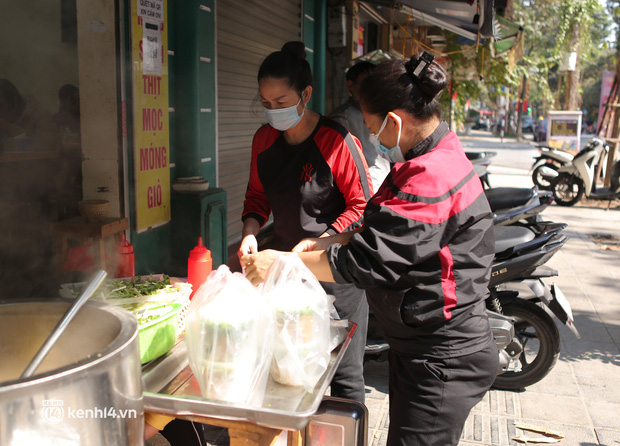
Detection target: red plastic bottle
<box><xmin>114</xmin><ymin>234</ymin><xmax>135</xmax><ymax>278</ymax></box>
<box><xmin>187</xmin><ymin>237</ymin><xmax>212</xmax><ymax>299</ymax></box>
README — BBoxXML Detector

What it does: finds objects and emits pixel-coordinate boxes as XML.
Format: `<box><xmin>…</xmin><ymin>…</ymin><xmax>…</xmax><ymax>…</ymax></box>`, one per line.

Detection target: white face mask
<box><xmin>369</xmin><ymin>114</ymin><xmax>405</xmax><ymax>163</ymax></box>
<box><xmin>263</xmin><ymin>97</ymin><xmax>304</xmax><ymax>131</ymax></box>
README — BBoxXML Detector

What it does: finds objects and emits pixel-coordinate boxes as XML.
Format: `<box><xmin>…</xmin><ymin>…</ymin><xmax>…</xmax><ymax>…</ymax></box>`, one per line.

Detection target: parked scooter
<box><xmin>551</xmin><ymin>137</ymin><xmax>620</xmax><ymax>206</ymax></box>
<box><xmin>468</xmin><ymin>148</ymin><xmax>555</xmax><ymax>226</ymax></box>
<box><xmin>365</xmin><ymin>220</ymin><xmax>579</xmax><ymax>390</ymax></box>
<box><xmin>485</xmin><ymin>186</ymin><xmax>554</xmax><ymax>226</ymax></box>
<box><xmin>490</xmin><ymin>222</ymin><xmax>579</xmax><ymax>389</ymax></box>
<box><xmin>466</xmin><ymin>151</ymin><xmax>497</xmax><ymax>189</ymax></box>
<box><xmin>530</xmin><ymin>145</ymin><xmax>574</xmax><ymax>190</ymax></box>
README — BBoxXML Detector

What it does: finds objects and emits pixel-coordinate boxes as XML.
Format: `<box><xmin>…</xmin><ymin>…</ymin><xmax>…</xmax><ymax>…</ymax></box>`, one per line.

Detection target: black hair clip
<box><xmin>411</xmin><ymin>52</ymin><xmax>435</xmax><ymax>79</ymax></box>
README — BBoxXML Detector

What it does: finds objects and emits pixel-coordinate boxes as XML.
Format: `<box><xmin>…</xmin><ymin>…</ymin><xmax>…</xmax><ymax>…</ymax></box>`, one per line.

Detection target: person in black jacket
<box><xmin>241</xmin><ymin>52</ymin><xmax>498</xmax><ymax>446</ymax></box>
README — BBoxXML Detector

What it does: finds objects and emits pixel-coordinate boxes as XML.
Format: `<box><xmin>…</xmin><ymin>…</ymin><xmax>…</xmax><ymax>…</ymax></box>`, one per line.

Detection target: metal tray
<box><xmin>141</xmin><ymin>321</ymin><xmax>356</xmax><ymax>431</ymax></box>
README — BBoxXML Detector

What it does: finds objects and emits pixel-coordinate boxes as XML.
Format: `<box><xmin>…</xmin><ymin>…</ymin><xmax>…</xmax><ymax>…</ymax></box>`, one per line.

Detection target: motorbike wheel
<box><xmin>532</xmin><ymin>163</ymin><xmax>558</xmax><ymax>190</ymax></box>
<box><xmin>493</xmin><ymin>299</ymin><xmax>560</xmax><ymax>390</ymax></box>
<box><xmin>551</xmin><ymin>173</ymin><xmax>585</xmax><ymax>206</ymax></box>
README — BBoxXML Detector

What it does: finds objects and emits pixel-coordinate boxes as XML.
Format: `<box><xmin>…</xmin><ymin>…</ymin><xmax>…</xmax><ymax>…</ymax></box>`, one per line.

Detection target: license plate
<box><xmin>551</xmin><ymin>285</ymin><xmax>581</xmax><ymax>339</ymax></box>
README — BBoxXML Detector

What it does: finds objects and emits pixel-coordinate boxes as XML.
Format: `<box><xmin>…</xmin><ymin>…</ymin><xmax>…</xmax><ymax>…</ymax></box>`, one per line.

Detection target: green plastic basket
<box><xmin>137</xmin><ymin>303</ymin><xmax>182</xmax><ymax>364</ymax></box>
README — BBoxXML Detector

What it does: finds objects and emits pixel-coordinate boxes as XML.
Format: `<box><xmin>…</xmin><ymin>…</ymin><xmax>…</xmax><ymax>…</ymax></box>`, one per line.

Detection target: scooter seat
<box><xmin>485</xmin><ymin>187</ymin><xmax>534</xmax><ymax>212</ymax></box>
<box><xmin>494</xmin><ymin>226</ymin><xmax>536</xmax><ymax>254</ymax></box>
<box><xmin>466</xmin><ymin>152</ymin><xmax>485</xmax><ymax>160</ymax></box>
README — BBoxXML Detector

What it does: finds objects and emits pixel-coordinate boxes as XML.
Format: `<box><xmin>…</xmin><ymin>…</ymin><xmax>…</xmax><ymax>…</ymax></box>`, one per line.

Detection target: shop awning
<box><xmin>363</xmin><ymin>0</ymin><xmax>523</xmax><ymax>57</ymax></box>
<box><xmin>396</xmin><ymin>0</ymin><xmax>522</xmax><ymax>57</ymax></box>
<box><xmin>394</xmin><ymin>0</ymin><xmax>496</xmax><ymax>42</ymax></box>
<box><xmin>363</xmin><ymin>0</ymin><xmax>522</xmax><ymax>59</ymax></box>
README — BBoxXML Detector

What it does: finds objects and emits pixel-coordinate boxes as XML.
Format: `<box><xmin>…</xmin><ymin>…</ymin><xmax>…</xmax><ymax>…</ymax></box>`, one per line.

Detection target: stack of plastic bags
<box><xmin>185</xmin><ymin>254</ymin><xmax>338</xmax><ymax>407</ymax></box>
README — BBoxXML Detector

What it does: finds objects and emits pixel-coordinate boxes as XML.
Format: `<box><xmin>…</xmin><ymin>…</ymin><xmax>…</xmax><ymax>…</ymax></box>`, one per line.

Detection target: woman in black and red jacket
<box><xmin>242</xmin><ymin>52</ymin><xmax>498</xmax><ymax>446</ymax></box>
<box><xmin>238</xmin><ymin>41</ymin><xmax>373</xmax><ymax>404</ymax></box>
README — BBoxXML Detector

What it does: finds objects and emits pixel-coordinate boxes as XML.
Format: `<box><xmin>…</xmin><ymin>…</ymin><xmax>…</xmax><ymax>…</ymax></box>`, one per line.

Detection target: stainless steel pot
<box><xmin>0</xmin><ymin>299</ymin><xmax>144</xmax><ymax>445</ymax></box>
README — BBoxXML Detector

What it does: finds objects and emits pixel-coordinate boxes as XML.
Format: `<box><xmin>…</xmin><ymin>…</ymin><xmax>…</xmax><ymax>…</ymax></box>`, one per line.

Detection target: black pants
<box><xmin>387</xmin><ymin>342</ymin><xmax>498</xmax><ymax>446</ymax></box>
<box><xmin>321</xmin><ymin>282</ymin><xmax>368</xmax><ymax>405</ymax></box>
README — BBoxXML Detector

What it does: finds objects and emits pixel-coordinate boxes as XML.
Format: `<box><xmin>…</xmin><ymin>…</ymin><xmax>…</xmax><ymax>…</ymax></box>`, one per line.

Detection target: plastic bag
<box><xmin>262</xmin><ymin>253</ymin><xmax>331</xmax><ymax>391</ymax></box>
<box><xmin>185</xmin><ymin>265</ymin><xmax>274</xmax><ymax>407</ymax></box>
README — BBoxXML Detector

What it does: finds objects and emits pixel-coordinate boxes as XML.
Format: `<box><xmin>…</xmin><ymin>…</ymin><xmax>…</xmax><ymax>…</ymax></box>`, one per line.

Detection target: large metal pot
<box><xmin>0</xmin><ymin>299</ymin><xmax>144</xmax><ymax>445</ymax></box>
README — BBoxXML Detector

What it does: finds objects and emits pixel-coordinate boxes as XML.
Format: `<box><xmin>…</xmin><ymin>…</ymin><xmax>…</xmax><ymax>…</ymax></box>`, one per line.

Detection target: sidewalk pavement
<box><xmin>363</xmin><ymin>132</ymin><xmax>620</xmax><ymax>446</ymax></box>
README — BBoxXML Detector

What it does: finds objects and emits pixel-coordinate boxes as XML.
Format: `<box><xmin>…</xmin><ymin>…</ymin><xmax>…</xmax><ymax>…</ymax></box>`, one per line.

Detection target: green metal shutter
<box><xmin>216</xmin><ymin>0</ymin><xmax>301</xmax><ymax>246</ymax></box>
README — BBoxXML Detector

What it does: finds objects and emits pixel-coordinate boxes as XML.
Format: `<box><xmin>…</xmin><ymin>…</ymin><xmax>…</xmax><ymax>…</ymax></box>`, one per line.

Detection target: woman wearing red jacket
<box><xmin>242</xmin><ymin>52</ymin><xmax>498</xmax><ymax>445</ymax></box>
<box><xmin>238</xmin><ymin>41</ymin><xmax>373</xmax><ymax>404</ymax></box>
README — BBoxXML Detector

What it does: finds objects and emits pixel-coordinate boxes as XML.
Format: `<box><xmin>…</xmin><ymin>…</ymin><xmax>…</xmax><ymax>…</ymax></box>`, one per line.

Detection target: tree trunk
<box><xmin>517</xmin><ymin>75</ymin><xmax>527</xmax><ymax>142</ymax></box>
<box><xmin>564</xmin><ymin>22</ymin><xmax>582</xmax><ymax>111</ymax></box>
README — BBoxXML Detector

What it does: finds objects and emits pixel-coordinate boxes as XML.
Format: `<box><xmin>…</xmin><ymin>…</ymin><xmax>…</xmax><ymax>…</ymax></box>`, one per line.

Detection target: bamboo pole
<box><xmin>596</xmin><ymin>76</ymin><xmax>617</xmax><ymax>136</ymax></box>
<box><xmin>604</xmin><ymin>57</ymin><xmax>620</xmax><ymax>186</ymax></box>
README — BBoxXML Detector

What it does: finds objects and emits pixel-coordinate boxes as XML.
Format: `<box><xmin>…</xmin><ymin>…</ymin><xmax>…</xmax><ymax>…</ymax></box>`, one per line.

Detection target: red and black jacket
<box><xmin>243</xmin><ymin>116</ymin><xmax>373</xmax><ymax>251</ymax></box>
<box><xmin>328</xmin><ymin>122</ymin><xmax>495</xmax><ymax>358</ymax></box>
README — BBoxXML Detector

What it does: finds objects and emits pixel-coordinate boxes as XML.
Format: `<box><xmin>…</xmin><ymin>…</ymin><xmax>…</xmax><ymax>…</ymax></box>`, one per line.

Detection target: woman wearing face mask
<box><xmin>241</xmin><ymin>52</ymin><xmax>498</xmax><ymax>446</ymax></box>
<box><xmin>238</xmin><ymin>41</ymin><xmax>373</xmax><ymax>404</ymax></box>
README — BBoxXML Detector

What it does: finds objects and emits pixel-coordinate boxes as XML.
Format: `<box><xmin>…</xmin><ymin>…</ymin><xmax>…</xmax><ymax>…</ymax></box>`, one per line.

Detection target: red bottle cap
<box><xmin>189</xmin><ymin>237</ymin><xmax>211</xmax><ymax>260</ymax></box>
<box><xmin>116</xmin><ymin>234</ymin><xmax>134</xmax><ymax>254</ymax></box>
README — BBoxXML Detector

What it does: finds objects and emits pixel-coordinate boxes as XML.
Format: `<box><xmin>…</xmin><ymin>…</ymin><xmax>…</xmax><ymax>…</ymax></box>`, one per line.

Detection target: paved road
<box><xmin>460</xmin><ymin>129</ymin><xmax>596</xmax><ymax>172</ymax></box>
<box><xmin>461</xmin><ymin>130</ymin><xmax>539</xmax><ymax>171</ymax></box>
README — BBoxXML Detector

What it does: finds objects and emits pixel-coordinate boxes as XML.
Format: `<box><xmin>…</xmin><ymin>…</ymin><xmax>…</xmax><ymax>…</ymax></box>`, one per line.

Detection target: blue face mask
<box><xmin>263</xmin><ymin>98</ymin><xmax>304</xmax><ymax>131</ymax></box>
<box><xmin>369</xmin><ymin>114</ymin><xmax>405</xmax><ymax>163</ymax></box>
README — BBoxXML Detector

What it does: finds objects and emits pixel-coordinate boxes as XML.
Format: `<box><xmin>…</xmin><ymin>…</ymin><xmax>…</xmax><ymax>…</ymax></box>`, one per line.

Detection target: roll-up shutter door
<box><xmin>217</xmin><ymin>0</ymin><xmax>301</xmax><ymax>246</ymax></box>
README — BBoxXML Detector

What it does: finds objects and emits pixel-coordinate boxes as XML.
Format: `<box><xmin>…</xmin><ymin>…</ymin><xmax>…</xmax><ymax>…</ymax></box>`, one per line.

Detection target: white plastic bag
<box><xmin>262</xmin><ymin>253</ymin><xmax>331</xmax><ymax>391</ymax></box>
<box><xmin>185</xmin><ymin>265</ymin><xmax>274</xmax><ymax>407</ymax></box>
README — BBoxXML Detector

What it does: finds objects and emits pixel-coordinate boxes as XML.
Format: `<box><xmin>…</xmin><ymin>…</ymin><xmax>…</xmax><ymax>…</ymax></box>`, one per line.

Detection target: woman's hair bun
<box><xmin>281</xmin><ymin>41</ymin><xmax>307</xmax><ymax>61</ymax></box>
<box><xmin>404</xmin><ymin>53</ymin><xmax>448</xmax><ymax>100</ymax></box>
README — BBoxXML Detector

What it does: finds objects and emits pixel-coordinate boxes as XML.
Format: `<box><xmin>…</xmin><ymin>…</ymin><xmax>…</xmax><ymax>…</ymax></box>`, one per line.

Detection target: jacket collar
<box><xmin>404</xmin><ymin>121</ymin><xmax>450</xmax><ymax>161</ymax></box>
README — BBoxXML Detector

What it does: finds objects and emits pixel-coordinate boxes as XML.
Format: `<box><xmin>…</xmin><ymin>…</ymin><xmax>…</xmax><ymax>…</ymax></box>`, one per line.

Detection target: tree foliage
<box><xmin>511</xmin><ymin>0</ymin><xmax>613</xmax><ymax>122</ymax></box>
<box><xmin>605</xmin><ymin>0</ymin><xmax>620</xmax><ymax>48</ymax></box>
<box><xmin>438</xmin><ymin>34</ymin><xmax>518</xmax><ymax>126</ymax></box>
<box><xmin>434</xmin><ymin>0</ymin><xmax>615</xmax><ymax>127</ymax></box>
<box><xmin>555</xmin><ymin>0</ymin><xmax>600</xmax><ymax>56</ymax></box>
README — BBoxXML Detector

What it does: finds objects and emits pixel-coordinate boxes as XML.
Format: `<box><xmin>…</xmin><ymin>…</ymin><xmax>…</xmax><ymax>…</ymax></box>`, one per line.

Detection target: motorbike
<box><xmin>365</xmin><ymin>220</ymin><xmax>579</xmax><ymax>390</ymax></box>
<box><xmin>551</xmin><ymin>137</ymin><xmax>620</xmax><ymax>206</ymax></box>
<box><xmin>489</xmin><ymin>222</ymin><xmax>579</xmax><ymax>389</ymax></box>
<box><xmin>530</xmin><ymin>145</ymin><xmax>574</xmax><ymax>190</ymax></box>
<box><xmin>485</xmin><ymin>186</ymin><xmax>554</xmax><ymax>226</ymax></box>
<box><xmin>466</xmin><ymin>151</ymin><xmax>497</xmax><ymax>189</ymax></box>
<box><xmin>469</xmin><ymin>149</ymin><xmax>556</xmax><ymax>226</ymax></box>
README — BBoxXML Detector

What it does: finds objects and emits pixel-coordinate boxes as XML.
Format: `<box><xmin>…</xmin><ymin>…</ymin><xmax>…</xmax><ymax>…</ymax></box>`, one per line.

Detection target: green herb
<box><xmin>71</xmin><ymin>275</ymin><xmax>176</xmax><ymax>300</ymax></box>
